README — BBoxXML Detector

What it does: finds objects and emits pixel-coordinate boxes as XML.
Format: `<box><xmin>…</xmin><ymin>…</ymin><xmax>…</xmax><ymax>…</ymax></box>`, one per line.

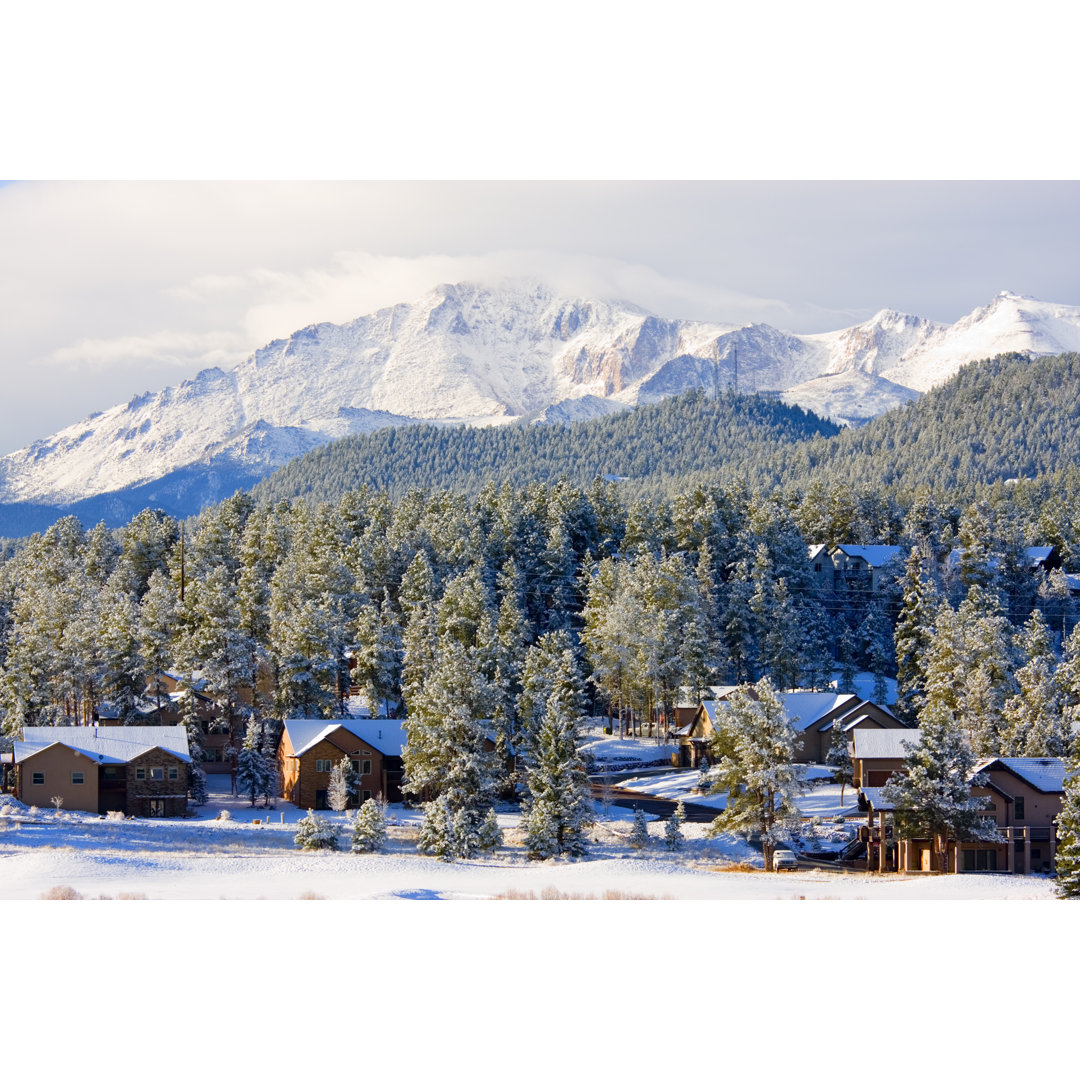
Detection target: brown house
<box><xmin>12</xmin><ymin>725</ymin><xmax>191</xmax><ymax>817</ymax></box>
<box><xmin>278</xmin><ymin>714</ymin><xmax>406</xmax><ymax>810</ymax></box>
<box><xmin>672</xmin><ymin>688</ymin><xmax>906</xmax><ymax>767</ymax></box>
<box><xmin>857</xmin><ymin>755</ymin><xmax>1065</xmax><ymax>875</ymax></box>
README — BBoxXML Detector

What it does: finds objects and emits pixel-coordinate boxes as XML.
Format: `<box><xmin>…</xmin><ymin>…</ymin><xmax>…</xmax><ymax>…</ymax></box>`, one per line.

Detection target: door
<box><xmin>920</xmin><ymin>848</ymin><xmax>931</xmax><ymax>872</ymax></box>
<box><xmin>315</xmin><ymin>789</ymin><xmax>328</xmax><ymax>810</ymax></box>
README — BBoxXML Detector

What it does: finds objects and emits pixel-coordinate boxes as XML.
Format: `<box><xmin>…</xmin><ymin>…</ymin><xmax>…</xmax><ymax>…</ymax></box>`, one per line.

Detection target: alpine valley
<box><xmin>3</xmin><ymin>281</ymin><xmax>1080</xmax><ymax>534</ymax></box>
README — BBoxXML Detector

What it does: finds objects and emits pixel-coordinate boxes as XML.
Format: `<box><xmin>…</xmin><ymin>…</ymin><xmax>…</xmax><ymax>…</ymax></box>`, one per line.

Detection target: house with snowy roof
<box><xmin>828</xmin><ymin>544</ymin><xmax>903</xmax><ymax>591</ymax></box>
<box><xmin>672</xmin><ymin>688</ymin><xmax>905</xmax><ymax>766</ymax></box>
<box><xmin>12</xmin><ymin>724</ymin><xmax>191</xmax><ymax>817</ymax></box>
<box><xmin>853</xmin><ymin>738</ymin><xmax>1065</xmax><ymax>874</ymax></box>
<box><xmin>277</xmin><ymin>707</ymin><xmax>406</xmax><ymax>810</ymax></box>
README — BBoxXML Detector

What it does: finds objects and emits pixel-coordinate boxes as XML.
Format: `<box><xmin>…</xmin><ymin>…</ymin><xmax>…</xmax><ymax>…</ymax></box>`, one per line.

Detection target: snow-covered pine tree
<box><xmin>1056</xmin><ymin>622</ymin><xmax>1080</xmax><ymax>747</ymax></box>
<box><xmin>893</xmin><ymin>547</ymin><xmax>939</xmax><ymax>724</ymax></box>
<box><xmin>521</xmin><ymin>637</ymin><xmax>594</xmax><ymax>859</ymax></box>
<box><xmin>351</xmin><ymin>797</ymin><xmax>388</xmax><ymax>853</ymax></box>
<box><xmin>477</xmin><ymin>807</ymin><xmax>502</xmax><ymax>853</ymax></box>
<box><xmin>706</xmin><ymin>677</ymin><xmax>805</xmax><ymax>871</ymax></box>
<box><xmin>294</xmin><ymin>808</ymin><xmax>339</xmax><ymax>851</ymax></box>
<box><xmin>1054</xmin><ymin>745</ymin><xmax>1080</xmax><ymax>897</ymax></box>
<box><xmin>235</xmin><ymin>718</ymin><xmax>273</xmax><ymax>807</ymax></box>
<box><xmin>664</xmin><ymin>801</ymin><xmax>686</xmax><ymax>851</ymax></box>
<box><xmin>1001</xmin><ymin>609</ymin><xmax>1066</xmax><ymax>756</ymax></box>
<box><xmin>826</xmin><ymin>718</ymin><xmax>854</xmax><ymax>806</ymax></box>
<box><xmin>882</xmin><ymin>696</ymin><xmax>999</xmax><ymax>873</ymax></box>
<box><xmin>327</xmin><ymin>756</ymin><xmax>358</xmax><ymax>812</ymax></box>
<box><xmin>402</xmin><ymin>639</ymin><xmax>499</xmax><ymax>858</ymax></box>
<box><xmin>416</xmin><ymin>795</ymin><xmax>457</xmax><ymax>860</ymax></box>
<box><xmin>629</xmin><ymin>809</ymin><xmax>650</xmax><ymax>849</ymax></box>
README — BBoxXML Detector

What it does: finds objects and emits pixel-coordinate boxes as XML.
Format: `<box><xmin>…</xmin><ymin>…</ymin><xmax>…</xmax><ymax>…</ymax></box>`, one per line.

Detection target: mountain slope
<box><xmin>2</xmin><ymin>282</ymin><xmax>1080</xmax><ymax>532</ymax></box>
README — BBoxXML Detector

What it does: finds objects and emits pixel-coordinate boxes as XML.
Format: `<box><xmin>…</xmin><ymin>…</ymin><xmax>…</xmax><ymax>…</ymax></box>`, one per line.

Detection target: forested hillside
<box><xmin>252</xmin><ymin>391</ymin><xmax>839</xmax><ymax>503</ymax></box>
<box><xmin>253</xmin><ymin>352</ymin><xmax>1080</xmax><ymax>505</ymax></box>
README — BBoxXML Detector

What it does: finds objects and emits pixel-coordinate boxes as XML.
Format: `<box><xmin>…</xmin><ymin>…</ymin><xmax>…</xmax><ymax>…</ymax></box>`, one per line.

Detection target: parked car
<box><xmin>773</xmin><ymin>849</ymin><xmax>799</xmax><ymax>871</ymax></box>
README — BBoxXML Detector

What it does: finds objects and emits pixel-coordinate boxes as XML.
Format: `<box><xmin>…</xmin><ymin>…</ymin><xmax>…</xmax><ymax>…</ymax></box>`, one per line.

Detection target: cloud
<box><xmin>45</xmin><ymin>329</ymin><xmax>250</xmax><ymax>372</ymax></box>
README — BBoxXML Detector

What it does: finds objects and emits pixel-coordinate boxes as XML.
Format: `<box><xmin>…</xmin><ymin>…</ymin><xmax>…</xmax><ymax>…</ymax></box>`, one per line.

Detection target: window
<box><xmin>150</xmin><ymin>767</ymin><xmax>164</xmax><ymax>781</ymax></box>
<box><xmin>32</xmin><ymin>771</ymin><xmax>45</xmax><ymax>786</ymax></box>
<box><xmin>71</xmin><ymin>771</ymin><xmax>84</xmax><ymax>785</ymax></box>
<box><xmin>136</xmin><ymin>767</ymin><xmax>146</xmax><ymax>780</ymax></box>
<box><xmin>814</xmin><ymin>563</ymin><xmax>822</xmax><ymax>572</ymax></box>
<box><xmin>168</xmin><ymin>766</ymin><xmax>179</xmax><ymax>781</ymax></box>
<box><xmin>361</xmin><ymin>760</ymin><xmax>372</xmax><ymax>775</ymax></box>
<box><xmin>1015</xmin><ymin>797</ymin><xmax>1025</xmax><ymax>821</ymax></box>
<box><xmin>962</xmin><ymin>849</ymin><xmax>998</xmax><ymax>872</ymax></box>
<box><xmin>315</xmin><ymin>759</ymin><xmax>332</xmax><ymax>773</ymax></box>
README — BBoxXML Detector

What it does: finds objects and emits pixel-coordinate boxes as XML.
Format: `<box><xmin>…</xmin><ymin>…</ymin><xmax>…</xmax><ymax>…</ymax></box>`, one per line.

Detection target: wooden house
<box><xmin>12</xmin><ymin>725</ymin><xmax>191</xmax><ymax>817</ymax></box>
<box><xmin>278</xmin><ymin>712</ymin><xmax>406</xmax><ymax>810</ymax></box>
<box><xmin>856</xmin><ymin>754</ymin><xmax>1065</xmax><ymax>875</ymax></box>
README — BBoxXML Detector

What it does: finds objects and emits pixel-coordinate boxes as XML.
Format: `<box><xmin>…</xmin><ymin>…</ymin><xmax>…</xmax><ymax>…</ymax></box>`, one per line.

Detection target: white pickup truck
<box><xmin>773</xmin><ymin>849</ymin><xmax>799</xmax><ymax>871</ymax></box>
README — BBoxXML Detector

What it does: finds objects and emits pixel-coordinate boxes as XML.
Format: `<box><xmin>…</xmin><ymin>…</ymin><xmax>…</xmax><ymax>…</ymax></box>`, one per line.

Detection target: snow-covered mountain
<box><xmin>2</xmin><ymin>283</ymin><xmax>1078</xmax><ymax>516</ymax></box>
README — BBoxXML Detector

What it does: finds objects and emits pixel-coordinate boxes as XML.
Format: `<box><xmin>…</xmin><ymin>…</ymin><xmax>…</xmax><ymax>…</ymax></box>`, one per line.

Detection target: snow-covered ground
<box><xmin>0</xmin><ymin>777</ymin><xmax>1058</xmax><ymax>900</ymax></box>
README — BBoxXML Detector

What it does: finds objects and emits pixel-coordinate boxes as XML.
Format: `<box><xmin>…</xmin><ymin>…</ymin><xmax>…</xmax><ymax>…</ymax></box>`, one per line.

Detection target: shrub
<box><xmin>352</xmin><ymin>798</ymin><xmax>388</xmax><ymax>854</ymax></box>
<box><xmin>294</xmin><ymin>808</ymin><xmax>339</xmax><ymax>851</ymax></box>
<box><xmin>41</xmin><ymin>885</ymin><xmax>83</xmax><ymax>900</ymax></box>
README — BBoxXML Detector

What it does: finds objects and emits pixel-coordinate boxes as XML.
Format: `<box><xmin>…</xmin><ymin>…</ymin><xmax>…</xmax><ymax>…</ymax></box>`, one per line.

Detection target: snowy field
<box><xmin>0</xmin><ymin>778</ymin><xmax>1059</xmax><ymax>901</ymax></box>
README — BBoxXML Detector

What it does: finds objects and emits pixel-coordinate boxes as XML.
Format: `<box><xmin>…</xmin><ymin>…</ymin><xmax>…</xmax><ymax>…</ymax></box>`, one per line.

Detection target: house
<box><xmin>856</xmin><ymin>753</ymin><xmax>1065</xmax><ymax>874</ymax></box>
<box><xmin>12</xmin><ymin>725</ymin><xmax>191</xmax><ymax>817</ymax></box>
<box><xmin>829</xmin><ymin>544</ymin><xmax>903</xmax><ymax>592</ymax></box>
<box><xmin>850</xmin><ymin>727</ymin><xmax>922</xmax><ymax>788</ymax></box>
<box><xmin>671</xmin><ymin>688</ymin><xmax>906</xmax><ymax>766</ymax></box>
<box><xmin>277</xmin><ymin>710</ymin><xmax>406</xmax><ymax>810</ymax></box>
<box><xmin>783</xmin><ymin>691</ymin><xmax>906</xmax><ymax>764</ymax></box>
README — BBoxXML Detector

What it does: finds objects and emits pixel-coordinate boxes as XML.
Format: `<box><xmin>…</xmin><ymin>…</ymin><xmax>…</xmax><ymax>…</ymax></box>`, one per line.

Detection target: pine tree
<box><xmin>1001</xmin><ymin>609</ymin><xmax>1065</xmax><ymax>756</ymax></box>
<box><xmin>664</xmin><ymin>801</ymin><xmax>686</xmax><ymax>851</ymax></box>
<box><xmin>294</xmin><ymin>808</ymin><xmax>339</xmax><ymax>851</ymax></box>
<box><xmin>402</xmin><ymin>639</ymin><xmax>499</xmax><ymax>858</ymax></box>
<box><xmin>629</xmin><ymin>809</ymin><xmax>650</xmax><ymax>850</ymax></box>
<box><xmin>707</xmin><ymin>678</ymin><xmax>805</xmax><ymax>871</ymax></box>
<box><xmin>235</xmin><ymin>718</ymin><xmax>273</xmax><ymax>807</ymax></box>
<box><xmin>477</xmin><ymin>807</ymin><xmax>502</xmax><ymax>853</ymax></box>
<box><xmin>351</xmin><ymin>797</ymin><xmax>388</xmax><ymax>853</ymax></box>
<box><xmin>1054</xmin><ymin>745</ymin><xmax>1080</xmax><ymax>897</ymax></box>
<box><xmin>826</xmin><ymin>719</ymin><xmax>854</xmax><ymax>806</ymax></box>
<box><xmin>882</xmin><ymin>697</ymin><xmax>999</xmax><ymax>873</ymax></box>
<box><xmin>893</xmin><ymin>548</ymin><xmax>938</xmax><ymax>723</ymax></box>
<box><xmin>521</xmin><ymin>639</ymin><xmax>594</xmax><ymax>859</ymax></box>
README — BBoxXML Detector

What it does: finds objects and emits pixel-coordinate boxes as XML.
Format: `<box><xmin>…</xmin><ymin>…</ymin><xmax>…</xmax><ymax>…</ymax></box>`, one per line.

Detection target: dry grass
<box><xmin>40</xmin><ymin>885</ymin><xmax>83</xmax><ymax>900</ymax></box>
<box><xmin>118</xmin><ymin>891</ymin><xmax>148</xmax><ymax>900</ymax></box>
<box><xmin>297</xmin><ymin>890</ymin><xmax>326</xmax><ymax>900</ymax></box>
<box><xmin>709</xmin><ymin>862</ymin><xmax>763</xmax><ymax>873</ymax></box>
<box><xmin>496</xmin><ymin>886</ymin><xmax>670</xmax><ymax>900</ymax></box>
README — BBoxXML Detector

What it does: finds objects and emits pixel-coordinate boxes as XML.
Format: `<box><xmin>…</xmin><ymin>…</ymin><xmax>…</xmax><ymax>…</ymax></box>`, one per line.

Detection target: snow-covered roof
<box><xmin>14</xmin><ymin>725</ymin><xmax>191</xmax><ymax>764</ymax></box>
<box><xmin>779</xmin><ymin>692</ymin><xmax>860</xmax><ymax>731</ymax></box>
<box><xmin>820</xmin><ymin>711</ymin><xmax>882</xmax><ymax>733</ymax></box>
<box><xmin>808</xmin><ymin>543</ymin><xmax>828</xmax><ymax>562</ymax></box>
<box><xmin>851</xmin><ymin>728</ymin><xmax>921</xmax><ymax>760</ymax></box>
<box><xmin>1025</xmin><ymin>546</ymin><xmax>1055</xmax><ymax>566</ymax></box>
<box><xmin>977</xmin><ymin>757</ymin><xmax>1067</xmax><ymax>794</ymax></box>
<box><xmin>283</xmin><ymin>714</ymin><xmax>406</xmax><ymax>759</ymax></box>
<box><xmin>834</xmin><ymin>544</ymin><xmax>903</xmax><ymax>568</ymax></box>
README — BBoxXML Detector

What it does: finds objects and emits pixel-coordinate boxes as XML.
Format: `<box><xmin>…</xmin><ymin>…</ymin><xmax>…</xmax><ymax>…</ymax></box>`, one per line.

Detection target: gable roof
<box><xmin>834</xmin><ymin>544</ymin><xmax>902</xmax><ymax>568</ymax></box>
<box><xmin>283</xmin><ymin>714</ymin><xmax>407</xmax><ymax>759</ymax></box>
<box><xmin>851</xmin><ymin>727</ymin><xmax>922</xmax><ymax>761</ymax></box>
<box><xmin>779</xmin><ymin>692</ymin><xmax>860</xmax><ymax>731</ymax></box>
<box><xmin>14</xmin><ymin>725</ymin><xmax>190</xmax><ymax>765</ymax></box>
<box><xmin>976</xmin><ymin>757</ymin><xmax>1067</xmax><ymax>794</ymax></box>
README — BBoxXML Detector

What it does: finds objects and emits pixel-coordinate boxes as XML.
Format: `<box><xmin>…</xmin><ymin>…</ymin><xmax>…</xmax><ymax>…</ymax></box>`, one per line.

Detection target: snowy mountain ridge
<box><xmin>2</xmin><ymin>283</ymin><xmax>1079</xmax><ymax>510</ymax></box>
